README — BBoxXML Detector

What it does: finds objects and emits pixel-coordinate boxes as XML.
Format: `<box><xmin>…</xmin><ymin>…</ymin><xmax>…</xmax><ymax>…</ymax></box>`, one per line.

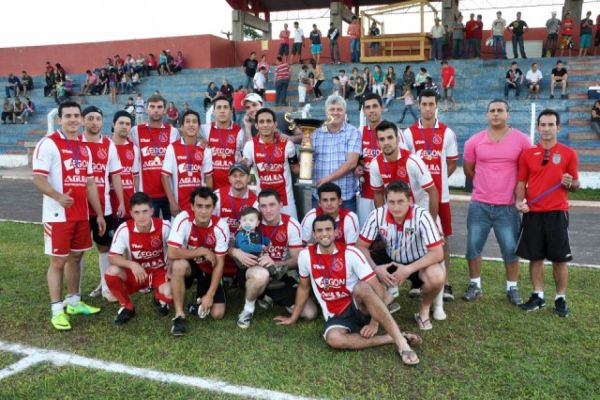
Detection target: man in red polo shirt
<box><xmin>516</xmin><ymin>109</ymin><xmax>579</xmax><ymax>318</ymax></box>
<box><xmin>440</xmin><ymin>61</ymin><xmax>457</xmax><ymax>112</ymax></box>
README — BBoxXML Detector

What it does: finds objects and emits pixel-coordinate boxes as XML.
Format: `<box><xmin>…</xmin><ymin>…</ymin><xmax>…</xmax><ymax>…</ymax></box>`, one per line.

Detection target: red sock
<box><xmin>105</xmin><ymin>274</ymin><xmax>134</xmax><ymax>310</ymax></box>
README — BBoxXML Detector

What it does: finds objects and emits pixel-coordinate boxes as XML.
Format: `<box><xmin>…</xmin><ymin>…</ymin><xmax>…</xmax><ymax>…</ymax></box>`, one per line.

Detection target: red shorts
<box><xmin>123</xmin><ymin>267</ymin><xmax>171</xmax><ymax>304</ymax></box>
<box><xmin>438</xmin><ymin>202</ymin><xmax>452</xmax><ymax>237</ymax></box>
<box><xmin>44</xmin><ymin>220</ymin><xmax>92</xmax><ymax>256</ymax></box>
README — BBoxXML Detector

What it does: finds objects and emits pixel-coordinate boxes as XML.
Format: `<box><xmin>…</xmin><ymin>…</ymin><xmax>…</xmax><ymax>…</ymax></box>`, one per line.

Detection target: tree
<box><xmin>243</xmin><ymin>26</ymin><xmax>262</xmax><ymax>40</ymax></box>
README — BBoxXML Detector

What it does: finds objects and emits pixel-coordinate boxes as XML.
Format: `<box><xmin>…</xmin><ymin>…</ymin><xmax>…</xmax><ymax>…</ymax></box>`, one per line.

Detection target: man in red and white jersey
<box><xmin>162</xmin><ymin>109</ymin><xmax>213</xmax><ymax>217</ymax></box>
<box><xmin>201</xmin><ymin>96</ymin><xmax>245</xmax><ymax>188</ymax></box>
<box><xmin>167</xmin><ymin>187</ymin><xmax>229</xmax><ymax>336</ymax></box>
<box><xmin>213</xmin><ymin>163</ymin><xmax>258</xmax><ymax>278</ymax></box>
<box><xmin>106</xmin><ymin>192</ymin><xmax>173</xmax><ymax>326</ymax></box>
<box><xmin>275</xmin><ymin>214</ymin><xmax>421</xmax><ymax>366</ymax></box>
<box><xmin>370</xmin><ymin>120</ymin><xmax>439</xmax><ymax>217</ymax></box>
<box><xmin>234</xmin><ymin>189</ymin><xmax>317</xmax><ymax>329</ymax></box>
<box><xmin>402</xmin><ymin>89</ymin><xmax>458</xmax><ymax>301</ymax></box>
<box><xmin>80</xmin><ymin>106</ymin><xmax>125</xmax><ymax>302</ymax></box>
<box><xmin>301</xmin><ymin>182</ymin><xmax>359</xmax><ymax>246</ymax></box>
<box><xmin>110</xmin><ymin>111</ymin><xmax>140</xmax><ymax>222</ymax></box>
<box><xmin>242</xmin><ymin>108</ymin><xmax>299</xmax><ymax>219</ymax></box>
<box><xmin>32</xmin><ymin>101</ymin><xmax>105</xmax><ymax>331</ymax></box>
<box><xmin>357</xmin><ymin>181</ymin><xmax>445</xmax><ymax>331</ymax></box>
<box><xmin>130</xmin><ymin>94</ymin><xmax>180</xmax><ymax>220</ymax></box>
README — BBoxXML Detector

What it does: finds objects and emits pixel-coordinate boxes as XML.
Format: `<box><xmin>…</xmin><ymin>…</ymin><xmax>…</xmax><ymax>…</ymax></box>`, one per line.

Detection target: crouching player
<box><xmin>275</xmin><ymin>214</ymin><xmax>422</xmax><ymax>366</ymax></box>
<box><xmin>106</xmin><ymin>192</ymin><xmax>173</xmax><ymax>325</ymax></box>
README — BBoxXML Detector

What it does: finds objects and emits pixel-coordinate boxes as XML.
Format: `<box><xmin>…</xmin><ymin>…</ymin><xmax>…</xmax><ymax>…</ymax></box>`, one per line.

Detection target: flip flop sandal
<box><xmin>402</xmin><ymin>332</ymin><xmax>423</xmax><ymax>347</ymax></box>
<box><xmin>414</xmin><ymin>313</ymin><xmax>433</xmax><ymax>331</ymax></box>
<box><xmin>387</xmin><ymin>302</ymin><xmax>401</xmax><ymax>314</ymax></box>
<box><xmin>400</xmin><ymin>350</ymin><xmax>420</xmax><ymax>366</ymax></box>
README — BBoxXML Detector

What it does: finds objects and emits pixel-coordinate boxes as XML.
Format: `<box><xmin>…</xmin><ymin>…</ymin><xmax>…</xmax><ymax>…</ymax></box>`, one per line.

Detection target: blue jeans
<box><xmin>350</xmin><ymin>39</ymin><xmax>360</xmax><ymax>62</ymax></box>
<box><xmin>493</xmin><ymin>35</ymin><xmax>506</xmax><ymax>59</ymax></box>
<box><xmin>5</xmin><ymin>86</ymin><xmax>16</xmax><ymax>98</ymax></box>
<box><xmin>151</xmin><ymin>197</ymin><xmax>171</xmax><ymax>220</ymax></box>
<box><xmin>275</xmin><ymin>79</ymin><xmax>289</xmax><ymax>106</ymax></box>
<box><xmin>432</xmin><ymin>38</ymin><xmax>443</xmax><ymax>60</ymax></box>
<box><xmin>312</xmin><ymin>195</ymin><xmax>357</xmax><ymax>214</ymax></box>
<box><xmin>452</xmin><ymin>39</ymin><xmax>463</xmax><ymax>58</ymax></box>
<box><xmin>511</xmin><ymin>35</ymin><xmax>526</xmax><ymax>58</ymax></box>
<box><xmin>466</xmin><ymin>38</ymin><xmax>481</xmax><ymax>58</ymax></box>
<box><xmin>466</xmin><ymin>200</ymin><xmax>520</xmax><ymax>262</ymax></box>
<box><xmin>245</xmin><ymin>75</ymin><xmax>253</xmax><ymax>89</ymax></box>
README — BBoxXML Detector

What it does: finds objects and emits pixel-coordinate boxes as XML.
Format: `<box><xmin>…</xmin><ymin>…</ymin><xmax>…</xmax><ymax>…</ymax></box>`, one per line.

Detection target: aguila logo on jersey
<box><xmin>97</xmin><ymin>148</ymin><xmax>108</xmax><ymax>160</ymax></box>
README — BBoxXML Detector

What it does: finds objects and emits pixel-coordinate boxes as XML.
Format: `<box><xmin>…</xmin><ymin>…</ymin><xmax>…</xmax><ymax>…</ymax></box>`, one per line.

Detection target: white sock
<box><xmin>51</xmin><ymin>301</ymin><xmax>64</xmax><ymax>316</ymax></box>
<box><xmin>535</xmin><ymin>291</ymin><xmax>544</xmax><ymax>299</ymax></box>
<box><xmin>99</xmin><ymin>252</ymin><xmax>109</xmax><ymax>294</ymax></box>
<box><xmin>65</xmin><ymin>294</ymin><xmax>80</xmax><ymax>307</ymax></box>
<box><xmin>78</xmin><ymin>257</ymin><xmax>85</xmax><ymax>295</ymax></box>
<box><xmin>470</xmin><ymin>277</ymin><xmax>481</xmax><ymax>288</ymax></box>
<box><xmin>243</xmin><ymin>299</ymin><xmax>256</xmax><ymax>314</ymax></box>
<box><xmin>555</xmin><ymin>294</ymin><xmax>565</xmax><ymax>300</ymax></box>
<box><xmin>506</xmin><ymin>281</ymin><xmax>517</xmax><ymax>291</ymax></box>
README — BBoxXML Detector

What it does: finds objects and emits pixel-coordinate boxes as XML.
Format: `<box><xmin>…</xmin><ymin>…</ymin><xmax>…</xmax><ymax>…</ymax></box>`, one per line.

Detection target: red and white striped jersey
<box><xmin>110</xmin><ymin>217</ymin><xmax>171</xmax><ymax>270</ymax></box>
<box><xmin>300</xmin><ymin>207</ymin><xmax>359</xmax><ymax>245</ymax></box>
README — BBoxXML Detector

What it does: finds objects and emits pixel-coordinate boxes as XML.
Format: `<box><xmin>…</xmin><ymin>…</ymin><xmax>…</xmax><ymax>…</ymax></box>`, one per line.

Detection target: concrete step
<box><xmin>569</xmin><ymin>118</ymin><xmax>591</xmax><ymax>127</ymax></box>
<box><xmin>569</xmin><ymin>105</ymin><xmax>593</xmax><ymax>112</ymax></box>
<box><xmin>569</xmin><ymin>131</ymin><xmax>598</xmax><ymax>141</ymax></box>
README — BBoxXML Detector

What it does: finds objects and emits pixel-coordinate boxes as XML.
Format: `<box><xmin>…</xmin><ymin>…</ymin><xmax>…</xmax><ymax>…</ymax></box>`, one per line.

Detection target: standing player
<box><xmin>516</xmin><ymin>109</ymin><xmax>579</xmax><ymax>317</ymax></box>
<box><xmin>130</xmin><ymin>94</ymin><xmax>180</xmax><ymax>219</ymax></box>
<box><xmin>106</xmin><ymin>192</ymin><xmax>173</xmax><ymax>326</ymax></box>
<box><xmin>275</xmin><ymin>214</ymin><xmax>421</xmax><ymax>366</ymax></box>
<box><xmin>32</xmin><ymin>101</ymin><xmax>105</xmax><ymax>330</ymax></box>
<box><xmin>162</xmin><ymin>109</ymin><xmax>213</xmax><ymax>217</ymax></box>
<box><xmin>110</xmin><ymin>110</ymin><xmax>140</xmax><ymax>222</ymax></box>
<box><xmin>242</xmin><ymin>108</ymin><xmax>299</xmax><ymax>219</ymax></box>
<box><xmin>357</xmin><ymin>181</ymin><xmax>445</xmax><ymax>331</ymax></box>
<box><xmin>80</xmin><ymin>106</ymin><xmax>125</xmax><ymax>302</ymax></box>
<box><xmin>167</xmin><ymin>187</ymin><xmax>229</xmax><ymax>336</ymax></box>
<box><xmin>235</xmin><ymin>189</ymin><xmax>317</xmax><ymax>329</ymax></box>
<box><xmin>201</xmin><ymin>96</ymin><xmax>245</xmax><ymax>188</ymax></box>
<box><xmin>402</xmin><ymin>89</ymin><xmax>458</xmax><ymax>300</ymax></box>
<box><xmin>301</xmin><ymin>182</ymin><xmax>359</xmax><ymax>246</ymax></box>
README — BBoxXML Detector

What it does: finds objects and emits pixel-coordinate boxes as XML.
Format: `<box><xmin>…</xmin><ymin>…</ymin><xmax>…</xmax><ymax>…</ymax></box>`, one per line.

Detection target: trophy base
<box><xmin>296</xmin><ymin>179</ymin><xmax>313</xmax><ymax>187</ymax></box>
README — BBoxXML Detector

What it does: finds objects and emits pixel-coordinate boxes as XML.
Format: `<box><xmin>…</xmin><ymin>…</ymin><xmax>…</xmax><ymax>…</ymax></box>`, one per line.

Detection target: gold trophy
<box><xmin>284</xmin><ymin>114</ymin><xmax>333</xmax><ymax>186</ymax></box>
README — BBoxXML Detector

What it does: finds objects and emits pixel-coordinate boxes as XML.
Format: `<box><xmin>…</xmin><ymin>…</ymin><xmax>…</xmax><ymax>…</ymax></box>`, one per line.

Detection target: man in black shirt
<box><xmin>327</xmin><ymin>22</ymin><xmax>341</xmax><ymax>64</ymax></box>
<box><xmin>550</xmin><ymin>60</ymin><xmax>568</xmax><ymax>99</ymax></box>
<box><xmin>309</xmin><ymin>24</ymin><xmax>322</xmax><ymax>64</ymax></box>
<box><xmin>241</xmin><ymin>52</ymin><xmax>258</xmax><ymax>90</ymax></box>
<box><xmin>508</xmin><ymin>11</ymin><xmax>528</xmax><ymax>59</ymax></box>
<box><xmin>504</xmin><ymin>61</ymin><xmax>524</xmax><ymax>99</ymax></box>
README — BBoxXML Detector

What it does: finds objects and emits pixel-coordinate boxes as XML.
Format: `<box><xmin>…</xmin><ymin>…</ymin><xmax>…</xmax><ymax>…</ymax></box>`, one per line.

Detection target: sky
<box><xmin>0</xmin><ymin>0</ymin><xmax>598</xmax><ymax>48</ymax></box>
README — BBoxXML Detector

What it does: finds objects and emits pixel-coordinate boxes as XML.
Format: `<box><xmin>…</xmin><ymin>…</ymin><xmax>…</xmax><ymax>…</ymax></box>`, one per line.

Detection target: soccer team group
<box><xmin>32</xmin><ymin>88</ymin><xmax>579</xmax><ymax>366</ymax></box>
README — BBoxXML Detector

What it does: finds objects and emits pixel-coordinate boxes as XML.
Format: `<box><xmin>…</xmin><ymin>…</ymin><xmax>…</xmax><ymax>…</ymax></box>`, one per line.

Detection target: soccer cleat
<box><xmin>114</xmin><ymin>307</ymin><xmax>136</xmax><ymax>325</ymax></box>
<box><xmin>554</xmin><ymin>297</ymin><xmax>569</xmax><ymax>318</ymax></box>
<box><xmin>153</xmin><ymin>299</ymin><xmax>170</xmax><ymax>316</ymax></box>
<box><xmin>520</xmin><ymin>293</ymin><xmax>546</xmax><ymax>312</ymax></box>
<box><xmin>257</xmin><ymin>295</ymin><xmax>274</xmax><ymax>310</ymax></box>
<box><xmin>51</xmin><ymin>312</ymin><xmax>71</xmax><ymax>331</ymax></box>
<box><xmin>188</xmin><ymin>303</ymin><xmax>209</xmax><ymax>318</ymax></box>
<box><xmin>506</xmin><ymin>287</ymin><xmax>523</xmax><ymax>306</ymax></box>
<box><xmin>462</xmin><ymin>282</ymin><xmax>482</xmax><ymax>301</ymax></box>
<box><xmin>237</xmin><ymin>310</ymin><xmax>254</xmax><ymax>329</ymax></box>
<box><xmin>66</xmin><ymin>301</ymin><xmax>101</xmax><ymax>316</ymax></box>
<box><xmin>408</xmin><ymin>287</ymin><xmax>422</xmax><ymax>298</ymax></box>
<box><xmin>171</xmin><ymin>316</ymin><xmax>187</xmax><ymax>336</ymax></box>
<box><xmin>443</xmin><ymin>284</ymin><xmax>454</xmax><ymax>302</ymax></box>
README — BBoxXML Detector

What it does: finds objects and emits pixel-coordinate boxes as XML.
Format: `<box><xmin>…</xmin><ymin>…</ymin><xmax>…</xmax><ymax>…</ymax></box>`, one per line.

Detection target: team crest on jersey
<box><xmin>227</xmin><ymin>135</ymin><xmax>235</xmax><ymax>145</ymax></box>
<box><xmin>432</xmin><ymin>134</ymin><xmax>442</xmax><ymax>145</ymax></box>
<box><xmin>194</xmin><ymin>151</ymin><xmax>203</xmax><ymax>161</ymax></box>
<box><xmin>151</xmin><ymin>237</ymin><xmax>162</xmax><ymax>249</ymax></box>
<box><xmin>79</xmin><ymin>147</ymin><xmax>89</xmax><ymax>157</ymax></box>
<box><xmin>332</xmin><ymin>258</ymin><xmax>344</xmax><ymax>272</ymax></box>
<box><xmin>397</xmin><ymin>166</ymin><xmax>407</xmax><ymax>178</ymax></box>
<box><xmin>205</xmin><ymin>233</ymin><xmax>216</xmax><ymax>246</ymax></box>
<box><xmin>552</xmin><ymin>153</ymin><xmax>561</xmax><ymax>165</ymax></box>
<box><xmin>379</xmin><ymin>228</ymin><xmax>388</xmax><ymax>238</ymax></box>
<box><xmin>97</xmin><ymin>148</ymin><xmax>108</xmax><ymax>160</ymax></box>
<box><xmin>159</xmin><ymin>133</ymin><xmax>168</xmax><ymax>143</ymax></box>
<box><xmin>273</xmin><ymin>146</ymin><xmax>283</xmax><ymax>158</ymax></box>
<box><xmin>125</xmin><ymin>150</ymin><xmax>134</xmax><ymax>160</ymax></box>
<box><xmin>275</xmin><ymin>230</ymin><xmax>287</xmax><ymax>242</ymax></box>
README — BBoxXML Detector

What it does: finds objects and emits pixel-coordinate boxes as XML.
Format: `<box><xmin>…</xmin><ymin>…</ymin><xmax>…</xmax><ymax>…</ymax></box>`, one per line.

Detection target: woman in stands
<box><xmin>166</xmin><ymin>101</ymin><xmax>180</xmax><ymax>127</ymax></box>
<box><xmin>204</xmin><ymin>82</ymin><xmax>219</xmax><ymax>110</ymax></box>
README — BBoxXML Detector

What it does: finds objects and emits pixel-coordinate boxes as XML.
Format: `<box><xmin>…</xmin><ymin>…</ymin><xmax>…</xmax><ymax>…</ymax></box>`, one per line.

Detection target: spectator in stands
<box><xmin>233</xmin><ymin>86</ymin><xmax>247</xmax><ymax>124</ymax></box>
<box><xmin>385</xmin><ymin>66</ymin><xmax>397</xmax><ymax>88</ymax></box>
<box><xmin>579</xmin><ymin>11</ymin><xmax>594</xmax><ymax>57</ymax></box>
<box><xmin>114</xmin><ymin>54</ymin><xmax>125</xmax><ymax>73</ymax></box>
<box><xmin>45</xmin><ymin>61</ymin><xmax>54</xmax><ymax>75</ymax></box>
<box><xmin>242</xmin><ymin>51</ymin><xmax>258</xmax><ymax>89</ymax></box>
<box><xmin>158</xmin><ymin>50</ymin><xmax>170</xmax><ymax>75</ymax></box>
<box><xmin>137</xmin><ymin>53</ymin><xmax>149</xmax><ymax>76</ymax></box>
<box><xmin>424</xmin><ymin>77</ymin><xmax>440</xmax><ymax>98</ymax></box>
<box><xmin>278</xmin><ymin>23</ymin><xmax>291</xmax><ymax>63</ymax></box>
<box><xmin>442</xmin><ymin>24</ymin><xmax>452</xmax><ymax>59</ymax></box>
<box><xmin>54</xmin><ymin>79</ymin><xmax>67</xmax><ymax>104</ymax></box>
<box><xmin>504</xmin><ymin>61</ymin><xmax>524</xmax><ymax>100</ymax></box>
<box><xmin>20</xmin><ymin>71</ymin><xmax>33</xmax><ymax>96</ymax></box>
<box><xmin>257</xmin><ymin>54</ymin><xmax>270</xmax><ymax>85</ymax></box>
<box><xmin>508</xmin><ymin>12</ymin><xmax>528</xmax><ymax>59</ymax></box>
<box><xmin>253</xmin><ymin>66</ymin><xmax>267</xmax><ymax>99</ymax></box>
<box><xmin>55</xmin><ymin>64</ymin><xmax>66</xmax><ymax>80</ymax></box>
<box><xmin>220</xmin><ymin>79</ymin><xmax>234</xmax><ymax>104</ymax></box>
<box><xmin>173</xmin><ymin>51</ymin><xmax>185</xmax><ymax>73</ymax></box>
<box><xmin>595</xmin><ymin>13</ymin><xmax>600</xmax><ymax>55</ymax></box>
<box><xmin>80</xmin><ymin>70</ymin><xmax>98</xmax><ymax>96</ymax></box>
<box><xmin>311</xmin><ymin>59</ymin><xmax>325</xmax><ymax>101</ymax></box>
<box><xmin>204</xmin><ymin>82</ymin><xmax>219</xmax><ymax>110</ymax></box>
<box><xmin>310</xmin><ymin>24</ymin><xmax>323</xmax><ymax>64</ymax></box>
<box><xmin>20</xmin><ymin>97</ymin><xmax>34</xmax><ymax>124</ymax></box>
<box><xmin>178</xmin><ymin>102</ymin><xmax>190</xmax><ymax>127</ymax></box>
<box><xmin>491</xmin><ymin>11</ymin><xmax>507</xmax><ymax>59</ymax></box>
<box><xmin>328</xmin><ymin>22</ymin><xmax>341</xmax><ymax>64</ymax></box>
<box><xmin>466</xmin><ymin>14</ymin><xmax>483</xmax><ymax>58</ymax></box>
<box><xmin>591</xmin><ymin>100</ymin><xmax>600</xmax><ymax>137</ymax></box>
<box><xmin>125</xmin><ymin>54</ymin><xmax>136</xmax><ymax>73</ymax></box>
<box><xmin>98</xmin><ymin>69</ymin><xmax>110</xmax><ymax>95</ymax></box>
<box><xmin>44</xmin><ymin>70</ymin><xmax>55</xmax><ymax>97</ymax></box>
<box><xmin>339</xmin><ymin>69</ymin><xmax>350</xmax><ymax>98</ymax></box>
<box><xmin>452</xmin><ymin>14</ymin><xmax>465</xmax><ymax>59</ymax></box>
<box><xmin>131</xmin><ymin>71</ymin><xmax>141</xmax><ymax>89</ymax></box>
<box><xmin>5</xmin><ymin>73</ymin><xmax>20</xmax><ymax>98</ymax></box>
<box><xmin>109</xmin><ymin>70</ymin><xmax>118</xmax><ymax>104</ymax></box>
<box><xmin>165</xmin><ymin>101</ymin><xmax>179</xmax><ymax>127</ymax></box>
<box><xmin>362</xmin><ymin>67</ymin><xmax>373</xmax><ymax>94</ymax></box>
<box><xmin>63</xmin><ymin>76</ymin><xmax>74</xmax><ymax>98</ymax></box>
<box><xmin>414</xmin><ymin>67</ymin><xmax>430</xmax><ymax>97</ymax></box>
<box><xmin>147</xmin><ymin>53</ymin><xmax>157</xmax><ymax>73</ymax></box>
<box><xmin>12</xmin><ymin>97</ymin><xmax>24</xmax><ymax>124</ymax></box>
<box><xmin>24</xmin><ymin>97</ymin><xmax>35</xmax><ymax>115</ymax></box>
<box><xmin>397</xmin><ymin>85</ymin><xmax>417</xmax><ymax>124</ymax></box>
<box><xmin>402</xmin><ymin>65</ymin><xmax>415</xmax><ymax>92</ymax></box>
<box><xmin>550</xmin><ymin>60</ymin><xmax>568</xmax><ymax>99</ymax></box>
<box><xmin>354</xmin><ymin>76</ymin><xmax>366</xmax><ymax>111</ymax></box>
<box><xmin>292</xmin><ymin>21</ymin><xmax>305</xmax><ymax>64</ymax></box>
<box><xmin>2</xmin><ymin>97</ymin><xmax>13</xmax><ymax>124</ymax></box>
<box><xmin>135</xmin><ymin>93</ymin><xmax>145</xmax><ymax>124</ymax></box>
<box><xmin>369</xmin><ymin>21</ymin><xmax>381</xmax><ymax>56</ymax></box>
<box><xmin>560</xmin><ymin>10</ymin><xmax>574</xmax><ymax>57</ymax></box>
<box><xmin>348</xmin><ymin>16</ymin><xmax>361</xmax><ymax>63</ymax></box>
<box><xmin>431</xmin><ymin>18</ymin><xmax>445</xmax><ymax>60</ymax></box>
<box><xmin>544</xmin><ymin>11</ymin><xmax>561</xmax><ymax>57</ymax></box>
<box><xmin>274</xmin><ymin>56</ymin><xmax>291</xmax><ymax>106</ymax></box>
<box><xmin>382</xmin><ymin>77</ymin><xmax>395</xmax><ymax>112</ymax></box>
<box><xmin>441</xmin><ymin>60</ymin><xmax>457</xmax><ymax>112</ymax></box>
<box><xmin>119</xmin><ymin>72</ymin><xmax>133</xmax><ymax>94</ymax></box>
<box><xmin>124</xmin><ymin>97</ymin><xmax>135</xmax><ymax>123</ymax></box>
<box><xmin>298</xmin><ymin>64</ymin><xmax>310</xmax><ymax>107</ymax></box>
<box><xmin>331</xmin><ymin>76</ymin><xmax>341</xmax><ymax>96</ymax></box>
<box><xmin>526</xmin><ymin>62</ymin><xmax>543</xmax><ymax>100</ymax></box>
<box><xmin>372</xmin><ymin>65</ymin><xmax>384</xmax><ymax>97</ymax></box>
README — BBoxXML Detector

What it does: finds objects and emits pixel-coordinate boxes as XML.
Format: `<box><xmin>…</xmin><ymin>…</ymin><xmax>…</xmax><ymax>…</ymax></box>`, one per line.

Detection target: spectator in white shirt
<box><xmin>525</xmin><ymin>62</ymin><xmax>543</xmax><ymax>99</ymax></box>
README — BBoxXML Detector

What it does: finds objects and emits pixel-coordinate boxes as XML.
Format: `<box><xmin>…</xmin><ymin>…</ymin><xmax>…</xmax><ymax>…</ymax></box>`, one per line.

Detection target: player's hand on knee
<box><xmin>200</xmin><ymin>295</ymin><xmax>213</xmax><ymax>313</ymax></box>
<box><xmin>360</xmin><ymin>321</ymin><xmax>378</xmax><ymax>338</ymax></box>
<box><xmin>258</xmin><ymin>255</ymin><xmax>276</xmax><ymax>269</ymax></box>
<box><xmin>374</xmin><ymin>264</ymin><xmax>397</xmax><ymax>287</ymax></box>
<box><xmin>233</xmin><ymin>249</ymin><xmax>258</xmax><ymax>267</ymax></box>
<box><xmin>129</xmin><ymin>262</ymin><xmax>147</xmax><ymax>283</ymax></box>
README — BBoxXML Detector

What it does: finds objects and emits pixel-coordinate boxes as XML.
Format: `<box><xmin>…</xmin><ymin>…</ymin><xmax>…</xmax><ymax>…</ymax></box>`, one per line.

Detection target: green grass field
<box><xmin>0</xmin><ymin>221</ymin><xmax>599</xmax><ymax>399</ymax></box>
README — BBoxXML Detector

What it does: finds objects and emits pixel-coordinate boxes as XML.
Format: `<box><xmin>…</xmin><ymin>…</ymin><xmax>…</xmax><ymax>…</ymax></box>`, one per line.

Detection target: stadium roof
<box><xmin>225</xmin><ymin>0</ymin><xmax>428</xmax><ymax>13</ymax></box>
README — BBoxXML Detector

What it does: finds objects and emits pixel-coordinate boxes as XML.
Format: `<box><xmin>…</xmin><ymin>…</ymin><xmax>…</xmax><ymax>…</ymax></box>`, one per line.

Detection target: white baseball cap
<box><xmin>243</xmin><ymin>93</ymin><xmax>264</xmax><ymax>105</ymax></box>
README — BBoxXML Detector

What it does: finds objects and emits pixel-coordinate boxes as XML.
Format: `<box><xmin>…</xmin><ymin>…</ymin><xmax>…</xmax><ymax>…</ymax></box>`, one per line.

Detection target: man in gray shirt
<box><xmin>545</xmin><ymin>11</ymin><xmax>561</xmax><ymax>57</ymax></box>
<box><xmin>452</xmin><ymin>14</ymin><xmax>465</xmax><ymax>59</ymax></box>
<box><xmin>491</xmin><ymin>11</ymin><xmax>507</xmax><ymax>59</ymax></box>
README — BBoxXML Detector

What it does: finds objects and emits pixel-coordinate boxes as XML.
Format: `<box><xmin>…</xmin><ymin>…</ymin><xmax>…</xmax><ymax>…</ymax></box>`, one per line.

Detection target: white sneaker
<box><xmin>432</xmin><ymin>305</ymin><xmax>447</xmax><ymax>321</ymax></box>
<box><xmin>237</xmin><ymin>310</ymin><xmax>253</xmax><ymax>329</ymax></box>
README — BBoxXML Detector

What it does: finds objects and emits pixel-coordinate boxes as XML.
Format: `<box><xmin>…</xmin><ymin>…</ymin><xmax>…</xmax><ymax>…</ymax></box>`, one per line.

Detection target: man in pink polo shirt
<box><xmin>462</xmin><ymin>99</ymin><xmax>531</xmax><ymax>305</ymax></box>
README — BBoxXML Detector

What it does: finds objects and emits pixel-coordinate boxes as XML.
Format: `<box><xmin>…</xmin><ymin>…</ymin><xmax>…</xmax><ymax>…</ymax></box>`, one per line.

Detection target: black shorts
<box><xmin>291</xmin><ymin>42</ymin><xmax>302</xmax><ymax>55</ymax></box>
<box><xmin>185</xmin><ymin>262</ymin><xmax>226</xmax><ymax>304</ymax></box>
<box><xmin>373</xmin><ymin>245</ymin><xmax>423</xmax><ymax>288</ymax></box>
<box><xmin>323</xmin><ymin>302</ymin><xmax>370</xmax><ymax>339</ymax></box>
<box><xmin>89</xmin><ymin>214</ymin><xmax>115</xmax><ymax>247</ymax></box>
<box><xmin>236</xmin><ymin>268</ymin><xmax>298</xmax><ymax>307</ymax></box>
<box><xmin>516</xmin><ymin>211</ymin><xmax>572</xmax><ymax>263</ymax></box>
<box><xmin>278</xmin><ymin>43</ymin><xmax>290</xmax><ymax>56</ymax></box>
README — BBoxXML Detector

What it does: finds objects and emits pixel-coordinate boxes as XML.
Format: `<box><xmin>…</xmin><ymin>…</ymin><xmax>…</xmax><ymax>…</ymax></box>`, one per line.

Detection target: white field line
<box><xmin>0</xmin><ymin>341</ymin><xmax>319</xmax><ymax>400</ymax></box>
<box><xmin>450</xmin><ymin>254</ymin><xmax>600</xmax><ymax>270</ymax></box>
